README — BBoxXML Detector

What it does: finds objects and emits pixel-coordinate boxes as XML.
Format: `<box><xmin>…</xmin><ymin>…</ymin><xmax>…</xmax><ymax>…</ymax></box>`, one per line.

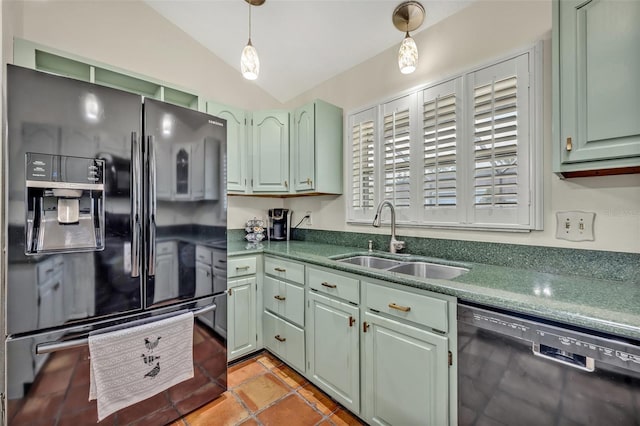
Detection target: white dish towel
<box><xmin>89</xmin><ymin>311</ymin><xmax>194</xmax><ymax>421</ymax></box>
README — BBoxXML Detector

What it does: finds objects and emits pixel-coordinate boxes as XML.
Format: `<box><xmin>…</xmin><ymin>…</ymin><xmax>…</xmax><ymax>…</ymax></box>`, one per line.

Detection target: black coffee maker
<box><xmin>267</xmin><ymin>208</ymin><xmax>292</xmax><ymax>241</ymax></box>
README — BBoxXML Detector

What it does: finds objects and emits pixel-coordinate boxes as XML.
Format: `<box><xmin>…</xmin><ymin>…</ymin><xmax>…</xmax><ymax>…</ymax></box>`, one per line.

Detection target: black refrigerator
<box><xmin>4</xmin><ymin>64</ymin><xmax>228</xmax><ymax>425</ymax></box>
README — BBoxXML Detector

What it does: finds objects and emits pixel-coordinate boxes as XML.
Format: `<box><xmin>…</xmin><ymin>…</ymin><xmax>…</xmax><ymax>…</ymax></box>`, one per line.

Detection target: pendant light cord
<box><xmin>248</xmin><ymin>4</ymin><xmax>252</xmax><ymax>43</ymax></box>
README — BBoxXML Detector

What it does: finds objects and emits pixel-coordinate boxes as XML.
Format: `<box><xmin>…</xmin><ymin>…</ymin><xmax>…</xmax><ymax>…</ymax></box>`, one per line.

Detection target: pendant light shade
<box><xmin>241</xmin><ymin>0</ymin><xmax>265</xmax><ymax>81</ymax></box>
<box><xmin>241</xmin><ymin>40</ymin><xmax>259</xmax><ymax>80</ymax></box>
<box><xmin>392</xmin><ymin>1</ymin><xmax>425</xmax><ymax>75</ymax></box>
<box><xmin>398</xmin><ymin>32</ymin><xmax>418</xmax><ymax>74</ymax></box>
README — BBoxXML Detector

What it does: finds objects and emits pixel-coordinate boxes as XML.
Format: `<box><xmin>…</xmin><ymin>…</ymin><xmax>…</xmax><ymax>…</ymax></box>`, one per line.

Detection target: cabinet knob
<box><xmin>284</xmin><ymin>180</ymin><xmax>288</xmax><ymax>188</ymax></box>
<box><xmin>566</xmin><ymin>137</ymin><xmax>573</xmax><ymax>152</ymax></box>
<box><xmin>274</xmin><ymin>295</ymin><xmax>286</xmax><ymax>301</ymax></box>
<box><xmin>275</xmin><ymin>334</ymin><xmax>286</xmax><ymax>342</ymax></box>
<box><xmin>306</xmin><ymin>177</ymin><xmax>312</xmax><ymax>186</ymax></box>
<box><xmin>228</xmin><ymin>288</ymin><xmax>233</xmax><ymax>296</ymax></box>
<box><xmin>362</xmin><ymin>321</ymin><xmax>370</xmax><ymax>333</ymax></box>
<box><xmin>349</xmin><ymin>316</ymin><xmax>356</xmax><ymax>327</ymax></box>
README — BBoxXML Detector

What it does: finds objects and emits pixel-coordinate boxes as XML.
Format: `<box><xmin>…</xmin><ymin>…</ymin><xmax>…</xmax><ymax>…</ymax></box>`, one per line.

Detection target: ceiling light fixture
<box><xmin>392</xmin><ymin>1</ymin><xmax>425</xmax><ymax>75</ymax></box>
<box><xmin>241</xmin><ymin>0</ymin><xmax>265</xmax><ymax>81</ymax></box>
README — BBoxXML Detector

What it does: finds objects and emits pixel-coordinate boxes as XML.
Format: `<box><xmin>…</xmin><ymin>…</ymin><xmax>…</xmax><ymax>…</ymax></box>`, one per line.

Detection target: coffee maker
<box><xmin>267</xmin><ymin>209</ymin><xmax>292</xmax><ymax>241</ymax></box>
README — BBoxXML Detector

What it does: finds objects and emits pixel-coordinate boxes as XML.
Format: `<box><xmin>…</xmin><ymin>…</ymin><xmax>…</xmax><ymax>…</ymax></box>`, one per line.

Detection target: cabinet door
<box><xmin>207</xmin><ymin>102</ymin><xmax>249</xmax><ymax>193</ymax></box>
<box><xmin>154</xmin><ymin>253</ymin><xmax>174</xmax><ymax>302</ymax></box>
<box><xmin>307</xmin><ymin>291</ymin><xmax>360</xmax><ymax>414</ymax></box>
<box><xmin>228</xmin><ymin>277</ymin><xmax>257</xmax><ymax>360</ymax></box>
<box><xmin>195</xmin><ymin>261</ymin><xmax>212</xmax><ymax>298</ymax></box>
<box><xmin>558</xmin><ymin>0</ymin><xmax>640</xmax><ymax>165</ymax></box>
<box><xmin>252</xmin><ymin>111</ymin><xmax>289</xmax><ymax>193</ymax></box>
<box><xmin>293</xmin><ymin>103</ymin><xmax>315</xmax><ymax>191</ymax></box>
<box><xmin>362</xmin><ymin>312</ymin><xmax>449</xmax><ymax>426</ymax></box>
<box><xmin>190</xmin><ymin>139</ymin><xmax>205</xmax><ymax>199</ymax></box>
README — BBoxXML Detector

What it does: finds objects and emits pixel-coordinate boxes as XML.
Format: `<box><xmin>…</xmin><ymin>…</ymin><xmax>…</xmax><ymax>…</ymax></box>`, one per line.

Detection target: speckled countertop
<box><xmin>229</xmin><ymin>240</ymin><xmax>640</xmax><ymax>341</ymax></box>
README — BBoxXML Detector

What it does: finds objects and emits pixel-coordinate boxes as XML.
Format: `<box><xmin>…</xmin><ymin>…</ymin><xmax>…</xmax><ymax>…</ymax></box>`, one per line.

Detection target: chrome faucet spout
<box><xmin>372</xmin><ymin>200</ymin><xmax>405</xmax><ymax>254</ymax></box>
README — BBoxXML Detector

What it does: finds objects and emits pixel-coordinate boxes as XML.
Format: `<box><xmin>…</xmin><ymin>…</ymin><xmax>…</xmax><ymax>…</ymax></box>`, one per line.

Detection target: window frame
<box><xmin>346</xmin><ymin>43</ymin><xmax>543</xmax><ymax>231</ymax></box>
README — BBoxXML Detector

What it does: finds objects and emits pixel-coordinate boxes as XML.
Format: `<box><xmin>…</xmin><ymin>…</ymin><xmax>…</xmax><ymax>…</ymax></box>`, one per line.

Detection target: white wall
<box><xmin>3</xmin><ymin>0</ymin><xmax>639</xmax><ymax>253</ymax></box>
<box><xmin>283</xmin><ymin>0</ymin><xmax>640</xmax><ymax>254</ymax></box>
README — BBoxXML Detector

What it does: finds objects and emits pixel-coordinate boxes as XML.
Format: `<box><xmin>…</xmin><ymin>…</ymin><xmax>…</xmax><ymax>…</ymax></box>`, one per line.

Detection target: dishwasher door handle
<box><xmin>532</xmin><ymin>343</ymin><xmax>595</xmax><ymax>372</ymax></box>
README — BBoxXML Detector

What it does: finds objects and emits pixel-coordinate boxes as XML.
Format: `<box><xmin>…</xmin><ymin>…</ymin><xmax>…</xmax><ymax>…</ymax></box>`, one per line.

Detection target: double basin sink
<box><xmin>333</xmin><ymin>254</ymin><xmax>468</xmax><ymax>280</ymax></box>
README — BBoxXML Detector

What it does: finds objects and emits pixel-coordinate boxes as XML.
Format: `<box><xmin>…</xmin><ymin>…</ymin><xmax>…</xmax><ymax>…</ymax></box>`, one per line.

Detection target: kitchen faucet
<box><xmin>372</xmin><ymin>200</ymin><xmax>405</xmax><ymax>254</ymax></box>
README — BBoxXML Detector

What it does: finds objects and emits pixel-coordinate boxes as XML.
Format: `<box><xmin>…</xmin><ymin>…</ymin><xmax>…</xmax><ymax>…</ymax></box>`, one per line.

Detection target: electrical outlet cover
<box><xmin>555</xmin><ymin>211</ymin><xmax>595</xmax><ymax>242</ymax></box>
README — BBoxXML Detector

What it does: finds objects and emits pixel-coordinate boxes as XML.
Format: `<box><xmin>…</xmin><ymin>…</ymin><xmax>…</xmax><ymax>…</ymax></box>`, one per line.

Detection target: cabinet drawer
<box><xmin>263</xmin><ymin>310</ymin><xmax>305</xmax><ymax>373</ymax></box>
<box><xmin>195</xmin><ymin>245</ymin><xmax>212</xmax><ymax>265</ymax></box>
<box><xmin>307</xmin><ymin>267</ymin><xmax>359</xmax><ymax>304</ymax></box>
<box><xmin>365</xmin><ymin>282</ymin><xmax>448</xmax><ymax>332</ymax></box>
<box><xmin>264</xmin><ymin>256</ymin><xmax>304</xmax><ymax>284</ymax></box>
<box><xmin>157</xmin><ymin>241</ymin><xmax>176</xmax><ymax>255</ymax></box>
<box><xmin>263</xmin><ymin>276</ymin><xmax>305</xmax><ymax>327</ymax></box>
<box><xmin>228</xmin><ymin>256</ymin><xmax>257</xmax><ymax>278</ymax></box>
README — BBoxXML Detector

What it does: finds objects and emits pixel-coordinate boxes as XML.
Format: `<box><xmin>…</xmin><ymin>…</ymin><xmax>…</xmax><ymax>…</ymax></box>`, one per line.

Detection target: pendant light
<box><xmin>241</xmin><ymin>0</ymin><xmax>265</xmax><ymax>81</ymax></box>
<box><xmin>392</xmin><ymin>1</ymin><xmax>425</xmax><ymax>74</ymax></box>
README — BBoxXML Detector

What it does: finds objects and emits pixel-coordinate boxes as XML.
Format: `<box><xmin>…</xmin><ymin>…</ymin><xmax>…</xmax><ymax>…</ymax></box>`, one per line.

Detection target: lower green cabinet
<box><xmin>263</xmin><ymin>310</ymin><xmax>305</xmax><ymax>373</ymax></box>
<box><xmin>228</xmin><ymin>277</ymin><xmax>257</xmax><ymax>361</ymax></box>
<box><xmin>306</xmin><ymin>290</ymin><xmax>360</xmax><ymax>414</ymax></box>
<box><xmin>361</xmin><ymin>311</ymin><xmax>449</xmax><ymax>426</ymax></box>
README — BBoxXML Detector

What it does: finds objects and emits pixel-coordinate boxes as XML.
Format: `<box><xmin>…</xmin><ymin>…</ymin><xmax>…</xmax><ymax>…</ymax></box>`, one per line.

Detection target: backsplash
<box><xmin>229</xmin><ymin>228</ymin><xmax>640</xmax><ymax>283</ymax></box>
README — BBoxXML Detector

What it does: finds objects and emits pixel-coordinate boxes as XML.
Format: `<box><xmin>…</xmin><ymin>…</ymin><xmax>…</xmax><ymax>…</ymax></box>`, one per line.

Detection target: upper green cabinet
<box><xmin>253</xmin><ymin>111</ymin><xmax>291</xmax><ymax>193</ymax></box>
<box><xmin>292</xmin><ymin>100</ymin><xmax>343</xmax><ymax>194</ymax></box>
<box><xmin>553</xmin><ymin>0</ymin><xmax>640</xmax><ymax>176</ymax></box>
<box><xmin>207</xmin><ymin>102</ymin><xmax>249</xmax><ymax>193</ymax></box>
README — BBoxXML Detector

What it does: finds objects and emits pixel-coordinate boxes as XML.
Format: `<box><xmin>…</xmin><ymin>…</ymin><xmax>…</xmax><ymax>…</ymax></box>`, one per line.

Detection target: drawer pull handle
<box><xmin>321</xmin><ymin>282</ymin><xmax>337</xmax><ymax>289</ymax></box>
<box><xmin>349</xmin><ymin>316</ymin><xmax>356</xmax><ymax>327</ymax></box>
<box><xmin>228</xmin><ymin>288</ymin><xmax>233</xmax><ymax>296</ymax></box>
<box><xmin>235</xmin><ymin>265</ymin><xmax>250</xmax><ymax>271</ymax></box>
<box><xmin>566</xmin><ymin>137</ymin><xmax>573</xmax><ymax>152</ymax></box>
<box><xmin>363</xmin><ymin>321</ymin><xmax>370</xmax><ymax>333</ymax></box>
<box><xmin>389</xmin><ymin>303</ymin><xmax>411</xmax><ymax>312</ymax></box>
<box><xmin>274</xmin><ymin>295</ymin><xmax>286</xmax><ymax>301</ymax></box>
<box><xmin>275</xmin><ymin>335</ymin><xmax>286</xmax><ymax>342</ymax></box>
<box><xmin>274</xmin><ymin>267</ymin><xmax>286</xmax><ymax>272</ymax></box>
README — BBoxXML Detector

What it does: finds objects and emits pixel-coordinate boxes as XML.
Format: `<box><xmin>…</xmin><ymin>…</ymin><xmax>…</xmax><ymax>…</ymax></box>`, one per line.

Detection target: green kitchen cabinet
<box><xmin>207</xmin><ymin>102</ymin><xmax>250</xmax><ymax>193</ymax></box>
<box><xmin>306</xmin><ymin>290</ymin><xmax>360</xmax><ymax>414</ymax></box>
<box><xmin>227</xmin><ymin>255</ymin><xmax>259</xmax><ymax>361</ymax></box>
<box><xmin>553</xmin><ymin>0</ymin><xmax>640</xmax><ymax>176</ymax></box>
<box><xmin>291</xmin><ymin>100</ymin><xmax>343</xmax><ymax>194</ymax></box>
<box><xmin>252</xmin><ymin>111</ymin><xmax>290</xmax><ymax>193</ymax></box>
<box><xmin>361</xmin><ymin>311</ymin><xmax>449</xmax><ymax>426</ymax></box>
<box><xmin>227</xmin><ymin>276</ymin><xmax>257</xmax><ymax>361</ymax></box>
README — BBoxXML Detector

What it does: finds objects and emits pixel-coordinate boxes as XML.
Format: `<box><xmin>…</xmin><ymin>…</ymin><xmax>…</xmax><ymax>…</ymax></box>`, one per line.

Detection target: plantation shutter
<box><xmin>348</xmin><ymin>108</ymin><xmax>377</xmax><ymax>221</ymax></box>
<box><xmin>421</xmin><ymin>78</ymin><xmax>462</xmax><ymax>224</ymax></box>
<box><xmin>468</xmin><ymin>53</ymin><xmax>531</xmax><ymax>226</ymax></box>
<box><xmin>382</xmin><ymin>96</ymin><xmax>413</xmax><ymax>214</ymax></box>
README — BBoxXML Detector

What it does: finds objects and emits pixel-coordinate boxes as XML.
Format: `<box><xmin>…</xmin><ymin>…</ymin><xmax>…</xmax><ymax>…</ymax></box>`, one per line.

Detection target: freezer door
<box><xmin>143</xmin><ymin>99</ymin><xmax>227</xmax><ymax>308</ymax></box>
<box><xmin>6</xmin><ymin>65</ymin><xmax>144</xmax><ymax>335</ymax></box>
<box><xmin>5</xmin><ymin>302</ymin><xmax>227</xmax><ymax>424</ymax></box>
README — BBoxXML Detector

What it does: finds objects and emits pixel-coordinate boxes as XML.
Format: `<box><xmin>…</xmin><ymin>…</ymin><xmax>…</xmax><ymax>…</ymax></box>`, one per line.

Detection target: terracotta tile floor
<box><xmin>174</xmin><ymin>352</ymin><xmax>366</xmax><ymax>426</ymax></box>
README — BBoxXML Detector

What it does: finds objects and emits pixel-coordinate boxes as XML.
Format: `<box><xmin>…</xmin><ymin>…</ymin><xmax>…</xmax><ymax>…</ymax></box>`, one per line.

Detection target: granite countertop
<box><xmin>229</xmin><ymin>240</ymin><xmax>640</xmax><ymax>341</ymax></box>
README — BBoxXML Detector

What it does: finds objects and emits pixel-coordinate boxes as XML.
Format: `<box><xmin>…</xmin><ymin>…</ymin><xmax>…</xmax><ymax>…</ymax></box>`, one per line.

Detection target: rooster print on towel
<box><xmin>142</xmin><ymin>336</ymin><xmax>162</xmax><ymax>379</ymax></box>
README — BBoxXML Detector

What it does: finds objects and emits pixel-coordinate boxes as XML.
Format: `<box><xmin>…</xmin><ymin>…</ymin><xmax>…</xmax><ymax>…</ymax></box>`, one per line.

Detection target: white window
<box><xmin>346</xmin><ymin>46</ymin><xmax>542</xmax><ymax>231</ymax></box>
<box><xmin>348</xmin><ymin>108</ymin><xmax>377</xmax><ymax>222</ymax></box>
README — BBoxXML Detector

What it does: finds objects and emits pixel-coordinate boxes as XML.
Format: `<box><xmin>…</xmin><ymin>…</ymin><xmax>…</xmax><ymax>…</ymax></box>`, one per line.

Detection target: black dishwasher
<box><xmin>458</xmin><ymin>303</ymin><xmax>640</xmax><ymax>426</ymax></box>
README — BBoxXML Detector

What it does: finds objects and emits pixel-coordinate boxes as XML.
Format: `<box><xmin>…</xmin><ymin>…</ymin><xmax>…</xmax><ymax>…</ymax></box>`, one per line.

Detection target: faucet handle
<box><xmin>392</xmin><ymin>239</ymin><xmax>405</xmax><ymax>253</ymax></box>
<box><xmin>368</xmin><ymin>240</ymin><xmax>373</xmax><ymax>252</ymax></box>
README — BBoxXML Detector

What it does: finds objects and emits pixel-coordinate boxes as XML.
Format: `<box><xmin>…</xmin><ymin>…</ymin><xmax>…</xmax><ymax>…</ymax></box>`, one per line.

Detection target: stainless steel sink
<box><xmin>387</xmin><ymin>261</ymin><xmax>468</xmax><ymax>280</ymax></box>
<box><xmin>336</xmin><ymin>255</ymin><xmax>405</xmax><ymax>269</ymax></box>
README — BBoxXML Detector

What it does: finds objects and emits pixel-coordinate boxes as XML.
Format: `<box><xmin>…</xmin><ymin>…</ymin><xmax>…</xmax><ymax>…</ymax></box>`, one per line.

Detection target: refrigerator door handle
<box><xmin>131</xmin><ymin>131</ymin><xmax>142</xmax><ymax>278</ymax></box>
<box><xmin>34</xmin><ymin>304</ymin><xmax>219</xmax><ymax>355</ymax></box>
<box><xmin>148</xmin><ymin>135</ymin><xmax>157</xmax><ymax>277</ymax></box>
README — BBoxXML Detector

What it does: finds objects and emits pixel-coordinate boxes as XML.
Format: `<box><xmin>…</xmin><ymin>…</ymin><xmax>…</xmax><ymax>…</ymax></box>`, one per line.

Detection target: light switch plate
<box><xmin>556</xmin><ymin>211</ymin><xmax>595</xmax><ymax>241</ymax></box>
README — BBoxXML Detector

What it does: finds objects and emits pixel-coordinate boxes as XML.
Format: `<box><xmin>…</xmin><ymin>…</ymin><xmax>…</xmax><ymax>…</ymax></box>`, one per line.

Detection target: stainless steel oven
<box><xmin>458</xmin><ymin>303</ymin><xmax>640</xmax><ymax>426</ymax></box>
